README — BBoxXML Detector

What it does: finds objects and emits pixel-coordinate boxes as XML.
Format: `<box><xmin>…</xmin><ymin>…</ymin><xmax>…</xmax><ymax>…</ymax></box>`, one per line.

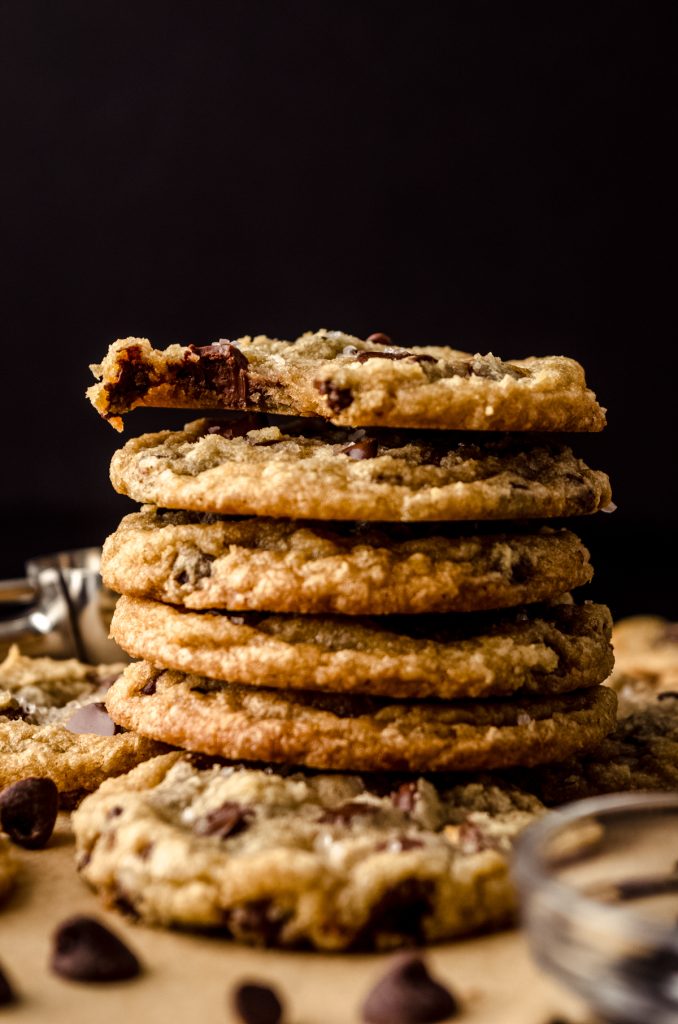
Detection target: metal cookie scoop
<box><xmin>0</xmin><ymin>548</ymin><xmax>127</xmax><ymax>664</ymax></box>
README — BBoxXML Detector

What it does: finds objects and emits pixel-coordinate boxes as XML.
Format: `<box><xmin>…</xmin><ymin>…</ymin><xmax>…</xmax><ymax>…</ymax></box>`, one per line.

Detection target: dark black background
<box><xmin>0</xmin><ymin>1</ymin><xmax>675</xmax><ymax>617</ymax></box>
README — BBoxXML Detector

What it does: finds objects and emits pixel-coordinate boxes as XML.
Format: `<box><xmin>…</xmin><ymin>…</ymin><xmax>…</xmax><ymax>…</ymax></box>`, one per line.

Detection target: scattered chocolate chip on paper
<box><xmin>51</xmin><ymin>916</ymin><xmax>141</xmax><ymax>982</ymax></box>
<box><xmin>362</xmin><ymin>954</ymin><xmax>459</xmax><ymax>1023</ymax></box>
<box><xmin>0</xmin><ymin>963</ymin><xmax>16</xmax><ymax>1006</ymax></box>
<box><xmin>232</xmin><ymin>980</ymin><xmax>284</xmax><ymax>1024</ymax></box>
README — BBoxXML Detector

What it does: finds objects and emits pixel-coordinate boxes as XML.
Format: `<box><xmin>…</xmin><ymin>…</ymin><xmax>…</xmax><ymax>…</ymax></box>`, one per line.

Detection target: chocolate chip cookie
<box><xmin>0</xmin><ymin>646</ymin><xmax>164</xmax><ymax>804</ymax></box>
<box><xmin>110</xmin><ymin>417</ymin><xmax>612</xmax><ymax>522</ymax></box>
<box><xmin>88</xmin><ymin>330</ymin><xmax>606</xmax><ymax>432</ymax></box>
<box><xmin>73</xmin><ymin>750</ymin><xmax>544</xmax><ymax>948</ymax></box>
<box><xmin>102</xmin><ymin>508</ymin><xmax>594</xmax><ymax>615</ymax></box>
<box><xmin>110</xmin><ymin>595</ymin><xmax>613</xmax><ymax>700</ymax></box>
<box><xmin>608</xmin><ymin>616</ymin><xmax>678</xmax><ymax>714</ymax></box>
<box><xmin>106</xmin><ymin>663</ymin><xmax>617</xmax><ymax>772</ymax></box>
<box><xmin>531</xmin><ymin>698</ymin><xmax>678</xmax><ymax>804</ymax></box>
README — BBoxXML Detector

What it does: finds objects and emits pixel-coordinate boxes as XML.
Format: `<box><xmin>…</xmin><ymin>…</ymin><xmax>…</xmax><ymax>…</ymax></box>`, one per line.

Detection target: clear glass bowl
<box><xmin>513</xmin><ymin>792</ymin><xmax>678</xmax><ymax>1024</ymax></box>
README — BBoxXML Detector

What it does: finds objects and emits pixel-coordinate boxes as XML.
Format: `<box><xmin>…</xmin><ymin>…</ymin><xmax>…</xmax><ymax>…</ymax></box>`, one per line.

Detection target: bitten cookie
<box><xmin>110</xmin><ymin>595</ymin><xmax>614</xmax><ymax>700</ymax></box>
<box><xmin>102</xmin><ymin>508</ymin><xmax>594</xmax><ymax>615</ymax></box>
<box><xmin>0</xmin><ymin>647</ymin><xmax>164</xmax><ymax>805</ymax></box>
<box><xmin>110</xmin><ymin>417</ymin><xmax>612</xmax><ymax>522</ymax></box>
<box><xmin>73</xmin><ymin>751</ymin><xmax>545</xmax><ymax>949</ymax></box>
<box><xmin>88</xmin><ymin>330</ymin><xmax>606</xmax><ymax>432</ymax></box>
<box><xmin>106</xmin><ymin>663</ymin><xmax>618</xmax><ymax>772</ymax></box>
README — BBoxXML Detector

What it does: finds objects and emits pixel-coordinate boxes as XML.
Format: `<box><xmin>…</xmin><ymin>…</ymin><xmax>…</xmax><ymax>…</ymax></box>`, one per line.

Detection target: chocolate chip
<box><xmin>0</xmin><ymin>963</ymin><xmax>16</xmax><ymax>1006</ymax></box>
<box><xmin>107</xmin><ymin>344</ymin><xmax>153</xmax><ymax>414</ymax></box>
<box><xmin>65</xmin><ymin>702</ymin><xmax>122</xmax><ymax>736</ymax></box>
<box><xmin>314</xmin><ymin>379</ymin><xmax>353</xmax><ymax>411</ymax></box>
<box><xmin>232</xmin><ymin>981</ymin><xmax>283</xmax><ymax>1024</ymax></box>
<box><xmin>195</xmin><ymin>802</ymin><xmax>252</xmax><ymax>839</ymax></box>
<box><xmin>225</xmin><ymin>901</ymin><xmax>287</xmax><ymax>946</ymax></box>
<box><xmin>0</xmin><ymin>699</ymin><xmax>29</xmax><ymax>721</ymax></box>
<box><xmin>184</xmin><ymin>341</ymin><xmax>250</xmax><ymax>407</ymax></box>
<box><xmin>658</xmin><ymin>691</ymin><xmax>678</xmax><ymax>701</ymax></box>
<box><xmin>391</xmin><ymin>782</ymin><xmax>418</xmax><ymax>813</ymax></box>
<box><xmin>51</xmin><ymin>916</ymin><xmax>140</xmax><ymax>982</ymax></box>
<box><xmin>320</xmin><ymin>801</ymin><xmax>379</xmax><ymax>825</ymax></box>
<box><xmin>363</xmin><ymin>881</ymin><xmax>434</xmax><ymax>946</ymax></box>
<box><xmin>362</xmin><ymin>955</ymin><xmax>459</xmax><ymax>1023</ymax></box>
<box><xmin>140</xmin><ymin>674</ymin><xmax>158</xmax><ymax>695</ymax></box>
<box><xmin>366</xmin><ymin>332</ymin><xmax>393</xmax><ymax>344</ymax></box>
<box><xmin>203</xmin><ymin>412</ymin><xmax>268</xmax><ymax>438</ymax></box>
<box><xmin>341</xmin><ymin>437</ymin><xmax>379</xmax><ymax>460</ymax></box>
<box><xmin>0</xmin><ymin>777</ymin><xmax>58</xmax><ymax>849</ymax></box>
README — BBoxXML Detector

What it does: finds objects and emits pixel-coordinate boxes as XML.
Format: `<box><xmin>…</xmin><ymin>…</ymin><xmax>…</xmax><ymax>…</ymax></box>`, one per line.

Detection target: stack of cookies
<box><xmin>73</xmin><ymin>329</ymin><xmax>617</xmax><ymax>949</ymax></box>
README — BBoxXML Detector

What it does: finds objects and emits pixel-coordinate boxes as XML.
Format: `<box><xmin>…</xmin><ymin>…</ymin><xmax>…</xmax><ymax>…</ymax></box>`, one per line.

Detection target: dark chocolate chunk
<box><xmin>366</xmin><ymin>332</ymin><xmax>393</xmax><ymax>344</ymax></box>
<box><xmin>195</xmin><ymin>801</ymin><xmax>252</xmax><ymax>840</ymax></box>
<box><xmin>51</xmin><ymin>916</ymin><xmax>140</xmax><ymax>982</ymax></box>
<box><xmin>232</xmin><ymin>981</ymin><xmax>283</xmax><ymax>1024</ymax></box>
<box><xmin>184</xmin><ymin>341</ymin><xmax>250</xmax><ymax>406</ymax></box>
<box><xmin>363</xmin><ymin>880</ymin><xmax>434</xmax><ymax>946</ymax></box>
<box><xmin>320</xmin><ymin>801</ymin><xmax>379</xmax><ymax>825</ymax></box>
<box><xmin>314</xmin><ymin>379</ymin><xmax>354</xmax><ymax>411</ymax></box>
<box><xmin>0</xmin><ymin>963</ymin><xmax>16</xmax><ymax>1006</ymax></box>
<box><xmin>0</xmin><ymin>777</ymin><xmax>58</xmax><ymax>849</ymax></box>
<box><xmin>341</xmin><ymin>437</ymin><xmax>379</xmax><ymax>460</ymax></box>
<box><xmin>140</xmin><ymin>674</ymin><xmax>159</xmax><ymax>696</ymax></box>
<box><xmin>658</xmin><ymin>691</ymin><xmax>678</xmax><ymax>701</ymax></box>
<box><xmin>107</xmin><ymin>344</ymin><xmax>153</xmax><ymax>414</ymax></box>
<box><xmin>65</xmin><ymin>702</ymin><xmax>122</xmax><ymax>736</ymax></box>
<box><xmin>172</xmin><ymin>550</ymin><xmax>215</xmax><ymax>587</ymax></box>
<box><xmin>0</xmin><ymin>699</ymin><xmax>29</xmax><ymax>721</ymax></box>
<box><xmin>362</xmin><ymin>955</ymin><xmax>459</xmax><ymax>1023</ymax></box>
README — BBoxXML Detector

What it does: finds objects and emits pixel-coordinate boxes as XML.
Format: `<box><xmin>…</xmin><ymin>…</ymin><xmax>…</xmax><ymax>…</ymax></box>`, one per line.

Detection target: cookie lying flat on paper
<box><xmin>73</xmin><ymin>751</ymin><xmax>544</xmax><ymax>949</ymax></box>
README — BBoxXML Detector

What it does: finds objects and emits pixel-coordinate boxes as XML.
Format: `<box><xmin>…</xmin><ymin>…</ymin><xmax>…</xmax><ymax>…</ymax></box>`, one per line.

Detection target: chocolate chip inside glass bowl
<box><xmin>0</xmin><ymin>777</ymin><xmax>58</xmax><ymax>849</ymax></box>
<box><xmin>65</xmin><ymin>702</ymin><xmax>122</xmax><ymax>736</ymax></box>
<box><xmin>0</xmin><ymin>963</ymin><xmax>16</xmax><ymax>1006</ymax></box>
<box><xmin>232</xmin><ymin>980</ymin><xmax>283</xmax><ymax>1024</ymax></box>
<box><xmin>362</xmin><ymin>955</ymin><xmax>459</xmax><ymax>1023</ymax></box>
<box><xmin>51</xmin><ymin>916</ymin><xmax>141</xmax><ymax>982</ymax></box>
